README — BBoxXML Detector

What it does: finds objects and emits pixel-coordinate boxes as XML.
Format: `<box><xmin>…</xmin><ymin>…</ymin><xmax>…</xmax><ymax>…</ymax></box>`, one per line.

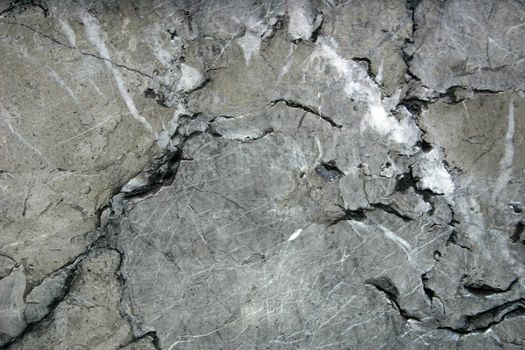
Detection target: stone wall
<box><xmin>0</xmin><ymin>1</ymin><xmax>523</xmax><ymax>349</ymax></box>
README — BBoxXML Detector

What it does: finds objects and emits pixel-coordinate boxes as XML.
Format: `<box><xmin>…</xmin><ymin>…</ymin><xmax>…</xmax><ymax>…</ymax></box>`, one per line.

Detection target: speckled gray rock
<box><xmin>1</xmin><ymin>0</ymin><xmax>524</xmax><ymax>349</ymax></box>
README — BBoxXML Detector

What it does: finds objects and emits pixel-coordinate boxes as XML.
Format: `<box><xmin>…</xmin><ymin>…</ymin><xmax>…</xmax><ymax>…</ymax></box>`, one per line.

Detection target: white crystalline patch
<box><xmin>416</xmin><ymin>150</ymin><xmax>455</xmax><ymax>195</ymax></box>
<box><xmin>156</xmin><ymin>131</ymin><xmax>171</xmax><ymax>150</ymax></box>
<box><xmin>59</xmin><ymin>19</ymin><xmax>76</xmax><ymax>47</ymax></box>
<box><xmin>369</xmin><ymin>105</ymin><xmax>396</xmax><ymax>135</ymax></box>
<box><xmin>492</xmin><ymin>99</ymin><xmax>515</xmax><ymax>200</ymax></box>
<box><xmin>211</xmin><ymin>116</ymin><xmax>266</xmax><ymax>142</ymax></box>
<box><xmin>291</xmin><ymin>143</ymin><xmax>308</xmax><ymax>171</ymax></box>
<box><xmin>150</xmin><ymin>37</ymin><xmax>172</xmax><ymax>67</ymax></box>
<box><xmin>216</xmin><ymin>129</ymin><xmax>264</xmax><ymax>141</ymax></box>
<box><xmin>242</xmin><ymin>16</ymin><xmax>268</xmax><ymax>37</ymax></box>
<box><xmin>177</xmin><ymin>64</ymin><xmax>205</xmax><ymax>93</ymax></box>
<box><xmin>288</xmin><ymin>228</ymin><xmax>303</xmax><ymax>241</ymax></box>
<box><xmin>288</xmin><ymin>1</ymin><xmax>315</xmax><ymax>40</ymax></box>
<box><xmin>121</xmin><ymin>176</ymin><xmax>148</xmax><ymax>193</ymax></box>
<box><xmin>279</xmin><ymin>43</ymin><xmax>296</xmax><ymax>80</ymax></box>
<box><xmin>390</xmin><ymin>116</ymin><xmax>420</xmax><ymax>147</ymax></box>
<box><xmin>158</xmin><ymin>106</ymin><xmax>184</xmax><ymax>149</ymax></box>
<box><xmin>308</xmin><ymin>38</ymin><xmax>419</xmax><ymax>147</ymax></box>
<box><xmin>236</xmin><ymin>32</ymin><xmax>261</xmax><ymax>65</ymax></box>
<box><xmin>376</xmin><ymin>56</ymin><xmax>384</xmax><ymax>83</ymax></box>
<box><xmin>414</xmin><ymin>200</ymin><xmax>432</xmax><ymax>215</ymax></box>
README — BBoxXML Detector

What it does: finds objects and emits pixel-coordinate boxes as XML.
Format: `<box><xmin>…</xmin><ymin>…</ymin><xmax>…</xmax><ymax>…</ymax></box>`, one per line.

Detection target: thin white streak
<box><xmin>54</xmin><ymin>112</ymin><xmax>121</xmax><ymax>147</ymax></box>
<box><xmin>46</xmin><ymin>68</ymin><xmax>81</xmax><ymax>106</ymax></box>
<box><xmin>288</xmin><ymin>228</ymin><xmax>303</xmax><ymax>241</ymax></box>
<box><xmin>376</xmin><ymin>56</ymin><xmax>384</xmax><ymax>83</ymax></box>
<box><xmin>58</xmin><ymin>18</ymin><xmax>76</xmax><ymax>47</ymax></box>
<box><xmin>492</xmin><ymin>99</ymin><xmax>515</xmax><ymax>200</ymax></box>
<box><xmin>81</xmin><ymin>12</ymin><xmax>156</xmax><ymax>139</ymax></box>
<box><xmin>0</xmin><ymin>104</ymin><xmax>50</xmax><ymax>164</ymax></box>
<box><xmin>378</xmin><ymin>224</ymin><xmax>412</xmax><ymax>257</ymax></box>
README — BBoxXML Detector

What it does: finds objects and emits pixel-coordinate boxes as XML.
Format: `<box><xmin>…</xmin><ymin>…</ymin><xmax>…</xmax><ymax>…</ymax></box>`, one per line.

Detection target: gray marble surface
<box><xmin>0</xmin><ymin>1</ymin><xmax>524</xmax><ymax>349</ymax></box>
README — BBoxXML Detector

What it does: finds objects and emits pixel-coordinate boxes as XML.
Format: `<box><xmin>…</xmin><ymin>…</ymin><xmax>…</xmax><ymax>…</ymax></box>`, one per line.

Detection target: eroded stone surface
<box><xmin>1</xmin><ymin>0</ymin><xmax>524</xmax><ymax>349</ymax></box>
<box><xmin>7</xmin><ymin>249</ymin><xmax>133</xmax><ymax>350</ymax></box>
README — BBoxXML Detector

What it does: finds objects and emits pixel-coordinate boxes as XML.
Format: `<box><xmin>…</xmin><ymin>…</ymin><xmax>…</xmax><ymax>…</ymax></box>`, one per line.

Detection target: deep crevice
<box><xmin>352</xmin><ymin>57</ymin><xmax>375</xmax><ymax>81</ymax></box>
<box><xmin>439</xmin><ymin>299</ymin><xmax>525</xmax><ymax>334</ymax></box>
<box><xmin>0</xmin><ymin>249</ymin><xmax>92</xmax><ymax>349</ymax></box>
<box><xmin>117</xmin><ymin>332</ymin><xmax>161</xmax><ymax>349</ymax></box>
<box><xmin>342</xmin><ymin>207</ymin><xmax>367</xmax><ymax>222</ymax></box>
<box><xmin>315</xmin><ymin>161</ymin><xmax>344</xmax><ymax>182</ymax></box>
<box><xmin>464</xmin><ymin>278</ymin><xmax>519</xmax><ymax>297</ymax></box>
<box><xmin>371</xmin><ymin>203</ymin><xmax>414</xmax><ymax>222</ymax></box>
<box><xmin>270</xmin><ymin>99</ymin><xmax>342</xmax><ymax>128</ymax></box>
<box><xmin>80</xmin><ymin>52</ymin><xmax>153</xmax><ymax>78</ymax></box>
<box><xmin>366</xmin><ymin>277</ymin><xmax>421</xmax><ymax>322</ymax></box>
<box><xmin>113</xmin><ymin>246</ymin><xmax>161</xmax><ymax>348</ymax></box>
<box><xmin>121</xmin><ymin>149</ymin><xmax>183</xmax><ymax>199</ymax></box>
<box><xmin>511</xmin><ymin>221</ymin><xmax>524</xmax><ymax>243</ymax></box>
<box><xmin>395</xmin><ymin>171</ymin><xmax>435</xmax><ymax>206</ymax></box>
<box><xmin>144</xmin><ymin>88</ymin><xmax>170</xmax><ymax>108</ymax></box>
<box><xmin>421</xmin><ymin>272</ymin><xmax>436</xmax><ymax>302</ymax></box>
<box><xmin>445</xmin><ymin>229</ymin><xmax>471</xmax><ymax>250</ymax></box>
<box><xmin>511</xmin><ymin>202</ymin><xmax>523</xmax><ymax>214</ymax></box>
<box><xmin>331</xmin><ymin>200</ymin><xmax>417</xmax><ymax>225</ymax></box>
<box><xmin>309</xmin><ymin>12</ymin><xmax>324</xmax><ymax>43</ymax></box>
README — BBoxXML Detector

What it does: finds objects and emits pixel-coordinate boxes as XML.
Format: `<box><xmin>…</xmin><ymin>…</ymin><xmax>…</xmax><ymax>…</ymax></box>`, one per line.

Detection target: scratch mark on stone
<box><xmin>0</xmin><ymin>104</ymin><xmax>50</xmax><ymax>165</ymax></box>
<box><xmin>54</xmin><ymin>112</ymin><xmax>121</xmax><ymax>147</ymax></box>
<box><xmin>317</xmin><ymin>296</ymin><xmax>356</xmax><ymax>331</ymax></box>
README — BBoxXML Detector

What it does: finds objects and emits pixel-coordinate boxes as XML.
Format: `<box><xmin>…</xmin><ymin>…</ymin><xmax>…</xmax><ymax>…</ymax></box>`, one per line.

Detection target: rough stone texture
<box><xmin>0</xmin><ymin>0</ymin><xmax>185</xmax><ymax>291</ymax></box>
<box><xmin>23</xmin><ymin>260</ymin><xmax>76</xmax><ymax>324</ymax></box>
<box><xmin>0</xmin><ymin>0</ymin><xmax>524</xmax><ymax>349</ymax></box>
<box><xmin>0</xmin><ymin>266</ymin><xmax>26</xmax><ymax>346</ymax></box>
<box><xmin>323</xmin><ymin>0</ymin><xmax>412</xmax><ymax>94</ymax></box>
<box><xmin>407</xmin><ymin>0</ymin><xmax>525</xmax><ymax>92</ymax></box>
<box><xmin>7</xmin><ymin>249</ymin><xmax>133</xmax><ymax>350</ymax></box>
<box><xmin>120</xmin><ymin>336</ymin><xmax>159</xmax><ymax>350</ymax></box>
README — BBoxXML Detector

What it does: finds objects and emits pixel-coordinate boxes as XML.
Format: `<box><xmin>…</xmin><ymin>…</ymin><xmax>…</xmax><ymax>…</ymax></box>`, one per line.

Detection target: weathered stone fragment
<box><xmin>8</xmin><ymin>249</ymin><xmax>133</xmax><ymax>350</ymax></box>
